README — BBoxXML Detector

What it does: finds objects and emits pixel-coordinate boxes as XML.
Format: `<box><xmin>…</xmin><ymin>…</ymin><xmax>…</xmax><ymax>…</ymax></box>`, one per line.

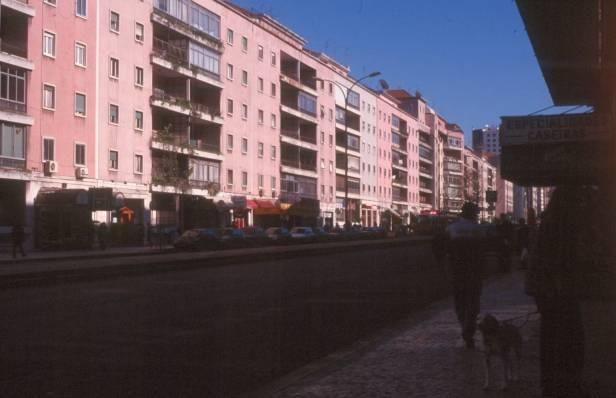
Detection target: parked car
<box><xmin>264</xmin><ymin>227</ymin><xmax>291</xmax><ymax>244</ymax></box>
<box><xmin>241</xmin><ymin>227</ymin><xmax>269</xmax><ymax>246</ymax></box>
<box><xmin>363</xmin><ymin>226</ymin><xmax>386</xmax><ymax>239</ymax></box>
<box><xmin>219</xmin><ymin>228</ymin><xmax>246</xmax><ymax>248</ymax></box>
<box><xmin>313</xmin><ymin>227</ymin><xmax>336</xmax><ymax>242</ymax></box>
<box><xmin>174</xmin><ymin>228</ymin><xmax>221</xmax><ymax>251</ymax></box>
<box><xmin>289</xmin><ymin>227</ymin><xmax>315</xmax><ymax>242</ymax></box>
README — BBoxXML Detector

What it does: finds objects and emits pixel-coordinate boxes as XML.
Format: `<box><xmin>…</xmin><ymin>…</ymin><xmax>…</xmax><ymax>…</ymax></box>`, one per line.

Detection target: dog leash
<box><xmin>501</xmin><ymin>310</ymin><xmax>540</xmax><ymax>329</ymax></box>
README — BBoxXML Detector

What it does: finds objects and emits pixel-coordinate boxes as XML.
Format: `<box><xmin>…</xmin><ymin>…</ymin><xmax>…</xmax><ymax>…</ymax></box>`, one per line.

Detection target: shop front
<box><xmin>248</xmin><ymin>199</ymin><xmax>281</xmax><ymax>229</ymax></box>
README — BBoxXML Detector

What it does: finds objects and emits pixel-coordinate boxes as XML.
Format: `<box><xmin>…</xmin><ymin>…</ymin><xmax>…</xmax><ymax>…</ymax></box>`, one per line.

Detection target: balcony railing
<box><xmin>0</xmin><ymin>40</ymin><xmax>28</xmax><ymax>59</ymax></box>
<box><xmin>281</xmin><ymin>158</ymin><xmax>316</xmax><ymax>172</ymax></box>
<box><xmin>0</xmin><ymin>156</ymin><xmax>26</xmax><ymax>169</ymax></box>
<box><xmin>153</xmin><ymin>130</ymin><xmax>220</xmax><ymax>154</ymax></box>
<box><xmin>152</xmin><ymin>88</ymin><xmax>221</xmax><ymax>118</ymax></box>
<box><xmin>0</xmin><ymin>98</ymin><xmax>26</xmax><ymax>114</ymax></box>
<box><xmin>281</xmin><ymin>128</ymin><xmax>317</xmax><ymax>144</ymax></box>
<box><xmin>189</xmin><ymin>180</ymin><xmax>220</xmax><ymax>190</ymax></box>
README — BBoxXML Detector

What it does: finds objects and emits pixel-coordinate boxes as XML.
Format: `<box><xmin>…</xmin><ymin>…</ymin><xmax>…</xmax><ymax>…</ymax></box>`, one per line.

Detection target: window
<box><xmin>43</xmin><ymin>138</ymin><xmax>55</xmax><ymax>161</ymax></box>
<box><xmin>190</xmin><ymin>2</ymin><xmax>220</xmax><ymax>38</ymax></box>
<box><xmin>44</xmin><ymin>0</ymin><xmax>57</xmax><ymax>5</ymax></box>
<box><xmin>43</xmin><ymin>31</ymin><xmax>56</xmax><ymax>58</ymax></box>
<box><xmin>320</xmin><ymin>158</ymin><xmax>325</xmax><ymax>169</ymax></box>
<box><xmin>74</xmin><ymin>93</ymin><xmax>86</xmax><ymax>116</ymax></box>
<box><xmin>226</xmin><ymin>63</ymin><xmax>233</xmax><ymax>80</ymax></box>
<box><xmin>320</xmin><ymin>131</ymin><xmax>325</xmax><ymax>144</ymax></box>
<box><xmin>271</xmin><ymin>51</ymin><xmax>276</xmax><ymax>66</ymax></box>
<box><xmin>227</xmin><ymin>169</ymin><xmax>233</xmax><ymax>188</ymax></box>
<box><xmin>241</xmin><ymin>70</ymin><xmax>248</xmax><ymax>85</ymax></box>
<box><xmin>271</xmin><ymin>176</ymin><xmax>276</xmax><ymax>190</ymax></box>
<box><xmin>271</xmin><ymin>83</ymin><xmax>276</xmax><ymax>97</ymax></box>
<box><xmin>42</xmin><ymin>84</ymin><xmax>55</xmax><ymax>110</ymax></box>
<box><xmin>241</xmin><ymin>104</ymin><xmax>248</xmax><ymax>119</ymax></box>
<box><xmin>257</xmin><ymin>45</ymin><xmax>264</xmax><ymax>60</ymax></box>
<box><xmin>227</xmin><ymin>29</ymin><xmax>234</xmax><ymax>45</ymax></box>
<box><xmin>134</xmin><ymin>154</ymin><xmax>143</xmax><ymax>174</ymax></box>
<box><xmin>258</xmin><ymin>174</ymin><xmax>264</xmax><ymax>189</ymax></box>
<box><xmin>241</xmin><ymin>36</ymin><xmax>248</xmax><ymax>52</ymax></box>
<box><xmin>188</xmin><ymin>42</ymin><xmax>220</xmax><ymax>76</ymax></box>
<box><xmin>0</xmin><ymin>123</ymin><xmax>25</xmax><ymax>160</ymax></box>
<box><xmin>270</xmin><ymin>145</ymin><xmax>276</xmax><ymax>160</ymax></box>
<box><xmin>257</xmin><ymin>142</ymin><xmax>264</xmax><ymax>158</ymax></box>
<box><xmin>135</xmin><ymin>22</ymin><xmax>145</xmax><ymax>42</ymax></box>
<box><xmin>328</xmin><ymin>109</ymin><xmax>333</xmax><ymax>121</ymax></box>
<box><xmin>75</xmin><ymin>143</ymin><xmax>86</xmax><ymax>166</ymax></box>
<box><xmin>329</xmin><ymin>161</ymin><xmax>333</xmax><ymax>173</ymax></box>
<box><xmin>134</xmin><ymin>110</ymin><xmax>143</xmax><ymax>130</ymax></box>
<box><xmin>1</xmin><ymin>66</ymin><xmax>26</xmax><ymax>107</ymax></box>
<box><xmin>328</xmin><ymin>83</ymin><xmax>333</xmax><ymax>94</ymax></box>
<box><xmin>258</xmin><ymin>77</ymin><xmax>264</xmax><ymax>92</ymax></box>
<box><xmin>76</xmin><ymin>0</ymin><xmax>87</xmax><ymax>17</ymax></box>
<box><xmin>109</xmin><ymin>57</ymin><xmax>119</xmax><ymax>79</ymax></box>
<box><xmin>271</xmin><ymin>114</ymin><xmax>276</xmax><ymax>128</ymax></box>
<box><xmin>241</xmin><ymin>171</ymin><xmax>248</xmax><ymax>190</ymax></box>
<box><xmin>241</xmin><ymin>138</ymin><xmax>248</xmax><ymax>154</ymax></box>
<box><xmin>109</xmin><ymin>104</ymin><xmax>119</xmax><ymax>124</ymax></box>
<box><xmin>226</xmin><ymin>134</ymin><xmax>233</xmax><ymax>152</ymax></box>
<box><xmin>109</xmin><ymin>150</ymin><xmax>119</xmax><ymax>170</ymax></box>
<box><xmin>226</xmin><ymin>99</ymin><xmax>233</xmax><ymax>115</ymax></box>
<box><xmin>329</xmin><ymin>134</ymin><xmax>333</xmax><ymax>147</ymax></box>
<box><xmin>75</xmin><ymin>42</ymin><xmax>87</xmax><ymax>67</ymax></box>
<box><xmin>110</xmin><ymin>11</ymin><xmax>120</xmax><ymax>32</ymax></box>
<box><xmin>347</xmin><ymin>90</ymin><xmax>360</xmax><ymax>109</ymax></box>
<box><xmin>257</xmin><ymin>109</ymin><xmax>264</xmax><ymax>124</ymax></box>
<box><xmin>135</xmin><ymin>66</ymin><xmax>144</xmax><ymax>87</ymax></box>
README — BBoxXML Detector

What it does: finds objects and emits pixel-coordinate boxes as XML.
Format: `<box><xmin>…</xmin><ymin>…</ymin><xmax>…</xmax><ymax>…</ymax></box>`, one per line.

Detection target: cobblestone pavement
<box><xmin>254</xmin><ymin>271</ymin><xmax>541</xmax><ymax>398</ymax></box>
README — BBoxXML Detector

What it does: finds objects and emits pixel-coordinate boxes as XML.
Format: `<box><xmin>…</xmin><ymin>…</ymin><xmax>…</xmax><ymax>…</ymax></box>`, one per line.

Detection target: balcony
<box><xmin>151</xmin><ymin>129</ymin><xmax>222</xmax><ymax>161</ymax></box>
<box><xmin>1</xmin><ymin>0</ymin><xmax>35</xmax><ymax>17</ymax></box>
<box><xmin>392</xmin><ymin>152</ymin><xmax>407</xmax><ymax>170</ymax></box>
<box><xmin>392</xmin><ymin>169</ymin><xmax>408</xmax><ymax>187</ymax></box>
<box><xmin>419</xmin><ymin>134</ymin><xmax>432</xmax><ymax>148</ymax></box>
<box><xmin>151</xmin><ymin>38</ymin><xmax>223</xmax><ymax>89</ymax></box>
<box><xmin>0</xmin><ymin>156</ymin><xmax>26</xmax><ymax>169</ymax></box>
<box><xmin>392</xmin><ymin>132</ymin><xmax>408</xmax><ymax>154</ymax></box>
<box><xmin>151</xmin><ymin>88</ymin><xmax>223</xmax><ymax>125</ymax></box>
<box><xmin>280</xmin><ymin>114</ymin><xmax>317</xmax><ymax>150</ymax></box>
<box><xmin>335</xmin><ymin>131</ymin><xmax>360</xmax><ymax>155</ymax></box>
<box><xmin>151</xmin><ymin>5</ymin><xmax>223</xmax><ymax>53</ymax></box>
<box><xmin>335</xmin><ymin>175</ymin><xmax>361</xmax><ymax>195</ymax></box>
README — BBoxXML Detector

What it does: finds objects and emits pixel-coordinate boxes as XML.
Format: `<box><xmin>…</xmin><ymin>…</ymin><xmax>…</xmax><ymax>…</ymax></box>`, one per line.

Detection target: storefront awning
<box><xmin>516</xmin><ymin>0</ymin><xmax>601</xmax><ymax>105</ymax></box>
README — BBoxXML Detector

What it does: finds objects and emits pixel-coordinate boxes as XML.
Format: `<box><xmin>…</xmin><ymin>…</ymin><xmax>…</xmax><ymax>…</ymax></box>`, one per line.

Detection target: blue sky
<box><xmin>232</xmin><ymin>0</ymin><xmax>553</xmax><ymax>143</ymax></box>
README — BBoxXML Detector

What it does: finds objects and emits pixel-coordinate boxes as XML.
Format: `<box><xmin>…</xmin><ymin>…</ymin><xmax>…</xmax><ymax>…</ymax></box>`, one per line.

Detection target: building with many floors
<box><xmin>0</xmin><ymin>0</ymin><xmax>482</xmax><ymax>249</ymax></box>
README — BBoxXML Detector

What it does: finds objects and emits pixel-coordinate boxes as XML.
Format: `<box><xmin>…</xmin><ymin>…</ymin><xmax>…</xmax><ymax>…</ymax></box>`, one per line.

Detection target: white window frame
<box><xmin>226</xmin><ymin>98</ymin><xmax>233</xmax><ymax>115</ymax></box>
<box><xmin>109</xmin><ymin>103</ymin><xmax>119</xmax><ymax>125</ymax></box>
<box><xmin>241</xmin><ymin>70</ymin><xmax>248</xmax><ymax>86</ymax></box>
<box><xmin>74</xmin><ymin>142</ymin><xmax>86</xmax><ymax>166</ymax></box>
<box><xmin>241</xmin><ymin>137</ymin><xmax>248</xmax><ymax>154</ymax></box>
<box><xmin>226</xmin><ymin>134</ymin><xmax>233</xmax><ymax>152</ymax></box>
<box><xmin>257</xmin><ymin>142</ymin><xmax>264</xmax><ymax>158</ymax></box>
<box><xmin>257</xmin><ymin>109</ymin><xmax>264</xmax><ymax>125</ymax></box>
<box><xmin>75</xmin><ymin>0</ymin><xmax>87</xmax><ymax>18</ymax></box>
<box><xmin>257</xmin><ymin>45</ymin><xmax>263</xmax><ymax>61</ymax></box>
<box><xmin>42</xmin><ymin>137</ymin><xmax>55</xmax><ymax>162</ymax></box>
<box><xmin>110</xmin><ymin>11</ymin><xmax>120</xmax><ymax>33</ymax></box>
<box><xmin>241</xmin><ymin>171</ymin><xmax>248</xmax><ymax>191</ymax></box>
<box><xmin>135</xmin><ymin>22</ymin><xmax>145</xmax><ymax>43</ymax></box>
<box><xmin>42</xmin><ymin>83</ymin><xmax>56</xmax><ymax>111</ymax></box>
<box><xmin>43</xmin><ymin>0</ymin><xmax>57</xmax><ymax>7</ymax></box>
<box><xmin>134</xmin><ymin>153</ymin><xmax>144</xmax><ymax>174</ymax></box>
<box><xmin>226</xmin><ymin>29</ymin><xmax>234</xmax><ymax>45</ymax></box>
<box><xmin>241</xmin><ymin>104</ymin><xmax>248</xmax><ymax>120</ymax></box>
<box><xmin>226</xmin><ymin>169</ymin><xmax>233</xmax><ymax>189</ymax></box>
<box><xmin>109</xmin><ymin>57</ymin><xmax>120</xmax><ymax>79</ymax></box>
<box><xmin>271</xmin><ymin>113</ymin><xmax>276</xmax><ymax>129</ymax></box>
<box><xmin>109</xmin><ymin>149</ymin><xmax>119</xmax><ymax>170</ymax></box>
<box><xmin>270</xmin><ymin>82</ymin><xmax>276</xmax><ymax>97</ymax></box>
<box><xmin>241</xmin><ymin>36</ymin><xmax>248</xmax><ymax>52</ymax></box>
<box><xmin>271</xmin><ymin>51</ymin><xmax>276</xmax><ymax>66</ymax></box>
<box><xmin>270</xmin><ymin>145</ymin><xmax>276</xmax><ymax>160</ymax></box>
<box><xmin>134</xmin><ymin>66</ymin><xmax>144</xmax><ymax>87</ymax></box>
<box><xmin>258</xmin><ymin>174</ymin><xmax>264</xmax><ymax>189</ymax></box>
<box><xmin>226</xmin><ymin>63</ymin><xmax>233</xmax><ymax>80</ymax></box>
<box><xmin>134</xmin><ymin>110</ymin><xmax>144</xmax><ymax>131</ymax></box>
<box><xmin>75</xmin><ymin>41</ymin><xmax>87</xmax><ymax>68</ymax></box>
<box><xmin>74</xmin><ymin>91</ymin><xmax>87</xmax><ymax>117</ymax></box>
<box><xmin>43</xmin><ymin>31</ymin><xmax>56</xmax><ymax>58</ymax></box>
<box><xmin>257</xmin><ymin>77</ymin><xmax>264</xmax><ymax>93</ymax></box>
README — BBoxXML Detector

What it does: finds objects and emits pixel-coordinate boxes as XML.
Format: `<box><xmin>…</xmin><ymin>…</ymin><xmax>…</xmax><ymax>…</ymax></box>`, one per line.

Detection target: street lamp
<box><xmin>315</xmin><ymin>71</ymin><xmax>381</xmax><ymax>228</ymax></box>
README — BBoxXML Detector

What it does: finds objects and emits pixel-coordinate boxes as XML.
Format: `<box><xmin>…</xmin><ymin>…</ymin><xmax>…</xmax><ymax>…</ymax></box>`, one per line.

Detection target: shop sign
<box><xmin>89</xmin><ymin>188</ymin><xmax>113</xmax><ymax>210</ymax></box>
<box><xmin>231</xmin><ymin>195</ymin><xmax>246</xmax><ymax>208</ymax></box>
<box><xmin>500</xmin><ymin>113</ymin><xmax>607</xmax><ymax>146</ymax></box>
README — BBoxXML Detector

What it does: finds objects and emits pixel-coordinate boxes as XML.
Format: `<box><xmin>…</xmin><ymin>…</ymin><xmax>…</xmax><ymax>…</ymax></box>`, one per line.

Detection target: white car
<box><xmin>289</xmin><ymin>227</ymin><xmax>315</xmax><ymax>241</ymax></box>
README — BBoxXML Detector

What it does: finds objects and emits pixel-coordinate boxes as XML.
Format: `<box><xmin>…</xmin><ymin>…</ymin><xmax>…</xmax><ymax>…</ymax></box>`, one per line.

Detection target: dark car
<box><xmin>289</xmin><ymin>227</ymin><xmax>315</xmax><ymax>242</ymax></box>
<box><xmin>264</xmin><ymin>227</ymin><xmax>291</xmax><ymax>244</ymax></box>
<box><xmin>313</xmin><ymin>227</ymin><xmax>336</xmax><ymax>242</ymax></box>
<box><xmin>241</xmin><ymin>227</ymin><xmax>269</xmax><ymax>246</ymax></box>
<box><xmin>173</xmin><ymin>228</ymin><xmax>221</xmax><ymax>251</ymax></box>
<box><xmin>219</xmin><ymin>228</ymin><xmax>246</xmax><ymax>249</ymax></box>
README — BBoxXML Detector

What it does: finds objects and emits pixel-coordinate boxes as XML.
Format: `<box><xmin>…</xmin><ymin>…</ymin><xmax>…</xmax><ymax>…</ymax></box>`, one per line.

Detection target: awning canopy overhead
<box><xmin>516</xmin><ymin>0</ymin><xmax>602</xmax><ymax>106</ymax></box>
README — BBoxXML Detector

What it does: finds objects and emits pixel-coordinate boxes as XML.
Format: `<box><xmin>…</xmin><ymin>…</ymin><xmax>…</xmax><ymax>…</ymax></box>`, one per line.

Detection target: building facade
<box><xmin>1</xmin><ymin>0</ymin><xmax>481</xmax><ymax>249</ymax></box>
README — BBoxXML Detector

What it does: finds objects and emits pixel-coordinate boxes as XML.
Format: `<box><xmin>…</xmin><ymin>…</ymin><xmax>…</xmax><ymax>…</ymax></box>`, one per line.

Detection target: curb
<box><xmin>0</xmin><ymin>237</ymin><xmax>432</xmax><ymax>288</ymax></box>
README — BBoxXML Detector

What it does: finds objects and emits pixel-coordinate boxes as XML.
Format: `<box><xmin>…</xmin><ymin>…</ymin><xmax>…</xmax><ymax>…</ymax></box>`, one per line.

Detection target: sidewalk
<box><xmin>251</xmin><ymin>271</ymin><xmax>542</xmax><ymax>398</ymax></box>
<box><xmin>0</xmin><ymin>244</ymin><xmax>174</xmax><ymax>265</ymax></box>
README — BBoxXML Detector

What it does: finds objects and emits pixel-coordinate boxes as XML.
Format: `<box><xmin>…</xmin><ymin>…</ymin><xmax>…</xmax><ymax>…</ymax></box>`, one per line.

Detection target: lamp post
<box><xmin>315</xmin><ymin>71</ymin><xmax>380</xmax><ymax>228</ymax></box>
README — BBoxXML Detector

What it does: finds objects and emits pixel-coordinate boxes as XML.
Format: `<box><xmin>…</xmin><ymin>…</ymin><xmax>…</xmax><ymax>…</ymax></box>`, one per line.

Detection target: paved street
<box><xmin>0</xmin><ymin>241</ymin><xmax>451</xmax><ymax>397</ymax></box>
<box><xmin>252</xmin><ymin>271</ymin><xmax>542</xmax><ymax>398</ymax></box>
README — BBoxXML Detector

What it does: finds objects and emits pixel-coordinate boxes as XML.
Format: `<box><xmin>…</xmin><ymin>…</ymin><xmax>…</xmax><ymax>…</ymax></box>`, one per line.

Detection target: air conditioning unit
<box><xmin>44</xmin><ymin>160</ymin><xmax>58</xmax><ymax>175</ymax></box>
<box><xmin>76</xmin><ymin>167</ymin><xmax>89</xmax><ymax>178</ymax></box>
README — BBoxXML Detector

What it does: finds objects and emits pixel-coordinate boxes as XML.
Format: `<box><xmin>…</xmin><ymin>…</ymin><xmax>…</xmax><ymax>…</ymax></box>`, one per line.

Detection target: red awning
<box><xmin>246</xmin><ymin>199</ymin><xmax>258</xmax><ymax>209</ymax></box>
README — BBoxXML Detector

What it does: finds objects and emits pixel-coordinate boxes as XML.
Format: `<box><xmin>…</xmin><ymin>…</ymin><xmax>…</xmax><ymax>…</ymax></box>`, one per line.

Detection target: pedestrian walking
<box><xmin>516</xmin><ymin>218</ymin><xmax>530</xmax><ymax>270</ymax></box>
<box><xmin>97</xmin><ymin>222</ymin><xmax>108</xmax><ymax>251</ymax></box>
<box><xmin>11</xmin><ymin>224</ymin><xmax>26</xmax><ymax>258</ymax></box>
<box><xmin>526</xmin><ymin>186</ymin><xmax>599</xmax><ymax>398</ymax></box>
<box><xmin>445</xmin><ymin>201</ymin><xmax>485</xmax><ymax>348</ymax></box>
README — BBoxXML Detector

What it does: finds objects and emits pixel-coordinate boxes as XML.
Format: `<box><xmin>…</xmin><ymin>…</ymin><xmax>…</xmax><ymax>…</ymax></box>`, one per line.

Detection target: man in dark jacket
<box><xmin>11</xmin><ymin>224</ymin><xmax>26</xmax><ymax>258</ymax></box>
<box><xmin>445</xmin><ymin>202</ymin><xmax>484</xmax><ymax>348</ymax></box>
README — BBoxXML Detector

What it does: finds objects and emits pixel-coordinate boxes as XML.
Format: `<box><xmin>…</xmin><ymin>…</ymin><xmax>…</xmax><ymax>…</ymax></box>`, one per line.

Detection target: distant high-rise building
<box><xmin>472</xmin><ymin>125</ymin><xmax>500</xmax><ymax>154</ymax></box>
